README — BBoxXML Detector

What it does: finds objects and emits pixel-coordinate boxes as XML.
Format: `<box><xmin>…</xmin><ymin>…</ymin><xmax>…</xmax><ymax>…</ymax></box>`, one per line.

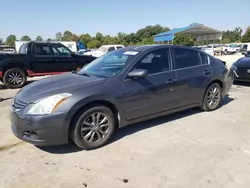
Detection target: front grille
<box><xmin>12</xmin><ymin>99</ymin><xmax>28</xmax><ymax>111</ymax></box>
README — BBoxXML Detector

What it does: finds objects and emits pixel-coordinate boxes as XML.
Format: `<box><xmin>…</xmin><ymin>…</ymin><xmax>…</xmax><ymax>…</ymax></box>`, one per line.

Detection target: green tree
<box><xmin>117</xmin><ymin>32</ymin><xmax>127</xmax><ymax>43</ymax></box>
<box><xmin>87</xmin><ymin>39</ymin><xmax>101</xmax><ymax>49</ymax></box>
<box><xmin>5</xmin><ymin>34</ymin><xmax>17</xmax><ymax>46</ymax></box>
<box><xmin>102</xmin><ymin>35</ymin><xmax>119</xmax><ymax>45</ymax></box>
<box><xmin>62</xmin><ymin>30</ymin><xmax>72</xmax><ymax>41</ymax></box>
<box><xmin>36</xmin><ymin>36</ymin><xmax>43</xmax><ymax>41</ymax></box>
<box><xmin>222</xmin><ymin>27</ymin><xmax>243</xmax><ymax>43</ymax></box>
<box><xmin>0</xmin><ymin>38</ymin><xmax>3</xmax><ymax>44</ymax></box>
<box><xmin>46</xmin><ymin>38</ymin><xmax>52</xmax><ymax>41</ymax></box>
<box><xmin>56</xmin><ymin>32</ymin><xmax>62</xmax><ymax>41</ymax></box>
<box><xmin>79</xmin><ymin>34</ymin><xmax>92</xmax><ymax>45</ymax></box>
<box><xmin>95</xmin><ymin>32</ymin><xmax>104</xmax><ymax>43</ymax></box>
<box><xmin>61</xmin><ymin>30</ymin><xmax>78</xmax><ymax>41</ymax></box>
<box><xmin>135</xmin><ymin>24</ymin><xmax>170</xmax><ymax>43</ymax></box>
<box><xmin>173</xmin><ymin>32</ymin><xmax>196</xmax><ymax>46</ymax></box>
<box><xmin>118</xmin><ymin>32</ymin><xmax>137</xmax><ymax>46</ymax></box>
<box><xmin>241</xmin><ymin>27</ymin><xmax>250</xmax><ymax>42</ymax></box>
<box><xmin>20</xmin><ymin>35</ymin><xmax>31</xmax><ymax>41</ymax></box>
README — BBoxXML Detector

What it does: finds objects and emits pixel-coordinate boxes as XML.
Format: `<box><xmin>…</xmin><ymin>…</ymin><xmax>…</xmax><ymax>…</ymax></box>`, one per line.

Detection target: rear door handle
<box><xmin>202</xmin><ymin>70</ymin><xmax>211</xmax><ymax>75</ymax></box>
<box><xmin>166</xmin><ymin>78</ymin><xmax>177</xmax><ymax>84</ymax></box>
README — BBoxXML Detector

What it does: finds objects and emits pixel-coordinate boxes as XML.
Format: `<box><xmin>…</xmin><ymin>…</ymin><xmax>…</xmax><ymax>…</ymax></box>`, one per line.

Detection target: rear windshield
<box><xmin>19</xmin><ymin>43</ymin><xmax>28</xmax><ymax>54</ymax></box>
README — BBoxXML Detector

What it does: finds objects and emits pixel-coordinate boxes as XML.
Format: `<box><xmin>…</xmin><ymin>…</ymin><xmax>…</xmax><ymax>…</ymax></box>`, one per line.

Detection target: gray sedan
<box><xmin>10</xmin><ymin>45</ymin><xmax>233</xmax><ymax>150</ymax></box>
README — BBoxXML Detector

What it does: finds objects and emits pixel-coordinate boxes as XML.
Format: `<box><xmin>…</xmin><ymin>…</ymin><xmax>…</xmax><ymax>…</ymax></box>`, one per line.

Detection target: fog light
<box><xmin>24</xmin><ymin>131</ymin><xmax>39</xmax><ymax>139</ymax></box>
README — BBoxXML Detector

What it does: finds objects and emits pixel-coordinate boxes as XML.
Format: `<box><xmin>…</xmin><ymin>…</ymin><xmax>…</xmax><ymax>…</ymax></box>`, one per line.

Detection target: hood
<box><xmin>16</xmin><ymin>73</ymin><xmax>106</xmax><ymax>103</ymax></box>
<box><xmin>234</xmin><ymin>57</ymin><xmax>250</xmax><ymax>68</ymax></box>
<box><xmin>84</xmin><ymin>51</ymin><xmax>105</xmax><ymax>57</ymax></box>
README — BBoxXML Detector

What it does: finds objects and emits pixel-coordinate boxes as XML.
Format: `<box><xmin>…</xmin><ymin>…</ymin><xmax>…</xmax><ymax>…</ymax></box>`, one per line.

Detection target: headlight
<box><xmin>231</xmin><ymin>64</ymin><xmax>238</xmax><ymax>70</ymax></box>
<box><xmin>27</xmin><ymin>93</ymin><xmax>72</xmax><ymax>115</ymax></box>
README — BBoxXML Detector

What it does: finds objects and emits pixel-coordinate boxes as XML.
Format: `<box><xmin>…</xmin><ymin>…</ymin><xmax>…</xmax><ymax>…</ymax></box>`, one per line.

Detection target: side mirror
<box><xmin>128</xmin><ymin>69</ymin><xmax>148</xmax><ymax>78</ymax></box>
<box><xmin>245</xmin><ymin>52</ymin><xmax>249</xmax><ymax>57</ymax></box>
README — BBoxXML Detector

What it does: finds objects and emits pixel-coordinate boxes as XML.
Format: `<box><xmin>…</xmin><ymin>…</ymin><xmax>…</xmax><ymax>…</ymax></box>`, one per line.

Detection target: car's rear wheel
<box><xmin>71</xmin><ymin>105</ymin><xmax>116</xmax><ymax>150</ymax></box>
<box><xmin>3</xmin><ymin>68</ymin><xmax>27</xmax><ymax>89</ymax></box>
<box><xmin>201</xmin><ymin>83</ymin><xmax>222</xmax><ymax>111</ymax></box>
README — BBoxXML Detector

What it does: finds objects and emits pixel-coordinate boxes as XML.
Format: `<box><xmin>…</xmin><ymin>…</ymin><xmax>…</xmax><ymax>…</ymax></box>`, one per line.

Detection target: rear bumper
<box><xmin>10</xmin><ymin>109</ymin><xmax>69</xmax><ymax>146</ymax></box>
<box><xmin>223</xmin><ymin>71</ymin><xmax>234</xmax><ymax>97</ymax></box>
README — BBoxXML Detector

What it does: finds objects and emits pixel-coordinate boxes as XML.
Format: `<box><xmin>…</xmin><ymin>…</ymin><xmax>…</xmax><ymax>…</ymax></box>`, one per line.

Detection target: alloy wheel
<box><xmin>206</xmin><ymin>84</ymin><xmax>221</xmax><ymax>109</ymax></box>
<box><xmin>7</xmin><ymin>71</ymin><xmax>24</xmax><ymax>85</ymax></box>
<box><xmin>80</xmin><ymin>112</ymin><xmax>110</xmax><ymax>143</ymax></box>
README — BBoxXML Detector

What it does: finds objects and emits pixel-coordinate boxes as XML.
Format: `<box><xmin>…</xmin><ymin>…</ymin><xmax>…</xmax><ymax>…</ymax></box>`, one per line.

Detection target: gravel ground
<box><xmin>1</xmin><ymin>54</ymin><xmax>250</xmax><ymax>188</ymax></box>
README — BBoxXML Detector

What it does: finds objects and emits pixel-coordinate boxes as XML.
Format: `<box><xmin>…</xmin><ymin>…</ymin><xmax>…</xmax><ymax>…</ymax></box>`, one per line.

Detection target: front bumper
<box><xmin>232</xmin><ymin>68</ymin><xmax>250</xmax><ymax>82</ymax></box>
<box><xmin>10</xmin><ymin>109</ymin><xmax>69</xmax><ymax>146</ymax></box>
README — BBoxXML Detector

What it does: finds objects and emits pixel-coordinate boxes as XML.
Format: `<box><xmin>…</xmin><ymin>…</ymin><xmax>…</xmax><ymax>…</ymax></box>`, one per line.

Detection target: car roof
<box><xmin>101</xmin><ymin>45</ymin><xmax>124</xmax><ymax>47</ymax></box>
<box><xmin>28</xmin><ymin>41</ymin><xmax>63</xmax><ymax>45</ymax></box>
<box><xmin>120</xmin><ymin>44</ymin><xmax>198</xmax><ymax>52</ymax></box>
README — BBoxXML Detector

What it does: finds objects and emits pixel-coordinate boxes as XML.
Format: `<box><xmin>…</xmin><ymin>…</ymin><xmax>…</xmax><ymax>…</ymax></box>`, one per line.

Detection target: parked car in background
<box><xmin>84</xmin><ymin>45</ymin><xmax>124</xmax><ymax>57</ymax></box>
<box><xmin>15</xmin><ymin>41</ymin><xmax>79</xmax><ymax>53</ymax></box>
<box><xmin>239</xmin><ymin>43</ymin><xmax>250</xmax><ymax>54</ymax></box>
<box><xmin>222</xmin><ymin>44</ymin><xmax>238</xmax><ymax>54</ymax></box>
<box><xmin>201</xmin><ymin>46</ymin><xmax>214</xmax><ymax>56</ymax></box>
<box><xmin>0</xmin><ymin>41</ymin><xmax>96</xmax><ymax>88</ymax></box>
<box><xmin>78</xmin><ymin>49</ymin><xmax>91</xmax><ymax>55</ymax></box>
<box><xmin>10</xmin><ymin>45</ymin><xmax>233</xmax><ymax>150</ymax></box>
<box><xmin>231</xmin><ymin>53</ymin><xmax>250</xmax><ymax>82</ymax></box>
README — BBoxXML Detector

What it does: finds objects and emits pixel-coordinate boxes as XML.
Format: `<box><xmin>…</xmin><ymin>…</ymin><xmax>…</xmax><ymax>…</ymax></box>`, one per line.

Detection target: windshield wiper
<box><xmin>78</xmin><ymin>72</ymin><xmax>93</xmax><ymax>77</ymax></box>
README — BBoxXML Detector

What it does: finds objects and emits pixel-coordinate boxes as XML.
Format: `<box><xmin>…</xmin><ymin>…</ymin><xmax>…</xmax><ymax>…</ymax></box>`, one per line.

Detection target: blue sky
<box><xmin>1</xmin><ymin>0</ymin><xmax>250</xmax><ymax>40</ymax></box>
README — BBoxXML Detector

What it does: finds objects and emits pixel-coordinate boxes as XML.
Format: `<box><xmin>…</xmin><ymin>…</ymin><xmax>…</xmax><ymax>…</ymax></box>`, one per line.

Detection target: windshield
<box><xmin>77</xmin><ymin>49</ymin><xmax>139</xmax><ymax>78</ymax></box>
<box><xmin>98</xmin><ymin>46</ymin><xmax>108</xmax><ymax>52</ymax></box>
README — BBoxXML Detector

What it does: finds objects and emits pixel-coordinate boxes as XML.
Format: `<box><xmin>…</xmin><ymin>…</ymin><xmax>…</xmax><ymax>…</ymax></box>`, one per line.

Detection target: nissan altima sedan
<box><xmin>10</xmin><ymin>45</ymin><xmax>233</xmax><ymax>150</ymax></box>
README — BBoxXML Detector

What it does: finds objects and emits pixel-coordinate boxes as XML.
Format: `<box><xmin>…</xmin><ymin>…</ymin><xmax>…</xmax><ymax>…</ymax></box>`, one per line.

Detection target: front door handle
<box><xmin>202</xmin><ymin>70</ymin><xmax>211</xmax><ymax>75</ymax></box>
<box><xmin>166</xmin><ymin>79</ymin><xmax>177</xmax><ymax>84</ymax></box>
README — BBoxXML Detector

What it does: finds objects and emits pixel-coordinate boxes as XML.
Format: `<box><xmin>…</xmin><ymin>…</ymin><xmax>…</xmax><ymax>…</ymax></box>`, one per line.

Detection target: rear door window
<box><xmin>199</xmin><ymin>52</ymin><xmax>209</xmax><ymax>64</ymax></box>
<box><xmin>173</xmin><ymin>48</ymin><xmax>201</xmax><ymax>69</ymax></box>
<box><xmin>32</xmin><ymin>43</ymin><xmax>53</xmax><ymax>56</ymax></box>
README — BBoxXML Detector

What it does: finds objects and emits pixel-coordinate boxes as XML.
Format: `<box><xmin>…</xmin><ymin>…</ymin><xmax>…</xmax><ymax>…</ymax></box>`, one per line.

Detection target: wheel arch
<box><xmin>201</xmin><ymin>79</ymin><xmax>224</xmax><ymax>104</ymax></box>
<box><xmin>67</xmin><ymin>100</ymin><xmax>120</xmax><ymax>136</ymax></box>
<box><xmin>2</xmin><ymin>64</ymin><xmax>28</xmax><ymax>76</ymax></box>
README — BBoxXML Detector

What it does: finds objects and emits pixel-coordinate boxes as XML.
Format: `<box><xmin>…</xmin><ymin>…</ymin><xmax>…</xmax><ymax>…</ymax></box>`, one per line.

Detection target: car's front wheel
<box><xmin>201</xmin><ymin>83</ymin><xmax>222</xmax><ymax>111</ymax></box>
<box><xmin>71</xmin><ymin>105</ymin><xmax>116</xmax><ymax>150</ymax></box>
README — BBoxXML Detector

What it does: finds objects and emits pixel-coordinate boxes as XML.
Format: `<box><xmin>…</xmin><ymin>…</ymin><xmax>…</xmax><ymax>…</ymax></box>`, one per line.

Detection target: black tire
<box><xmin>71</xmin><ymin>105</ymin><xmax>116</xmax><ymax>150</ymax></box>
<box><xmin>200</xmin><ymin>83</ymin><xmax>222</xmax><ymax>111</ymax></box>
<box><xmin>3</xmin><ymin>68</ymin><xmax>27</xmax><ymax>89</ymax></box>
